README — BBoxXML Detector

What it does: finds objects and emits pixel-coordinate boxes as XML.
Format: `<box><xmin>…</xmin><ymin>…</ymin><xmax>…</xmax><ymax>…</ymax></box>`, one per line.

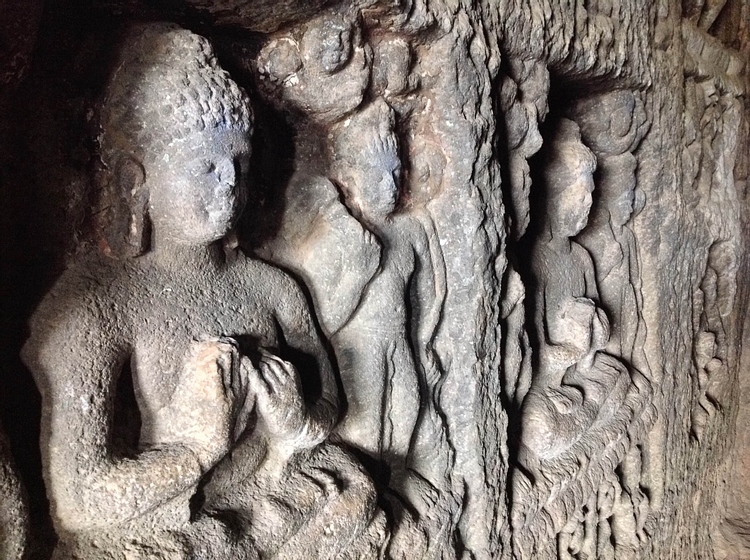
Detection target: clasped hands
<box><xmin>154</xmin><ymin>338</ymin><xmax>311</xmax><ymax>472</ymax></box>
<box><xmin>544</xmin><ymin>297</ymin><xmax>611</xmax><ymax>373</ymax></box>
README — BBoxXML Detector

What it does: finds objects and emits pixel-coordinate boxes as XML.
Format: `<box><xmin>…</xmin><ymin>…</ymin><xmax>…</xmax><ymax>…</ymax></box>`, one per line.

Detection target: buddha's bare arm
<box><xmin>22</xmin><ymin>292</ymin><xmax>204</xmax><ymax>531</ymax></box>
<box><xmin>271</xmin><ymin>274</ymin><xmax>339</xmax><ymax>448</ymax></box>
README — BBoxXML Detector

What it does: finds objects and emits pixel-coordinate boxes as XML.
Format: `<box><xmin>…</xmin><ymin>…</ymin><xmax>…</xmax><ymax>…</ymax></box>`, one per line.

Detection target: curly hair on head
<box><xmin>92</xmin><ymin>23</ymin><xmax>253</xmax><ymax>259</ymax></box>
<box><xmin>98</xmin><ymin>22</ymin><xmax>253</xmax><ymax>167</ymax></box>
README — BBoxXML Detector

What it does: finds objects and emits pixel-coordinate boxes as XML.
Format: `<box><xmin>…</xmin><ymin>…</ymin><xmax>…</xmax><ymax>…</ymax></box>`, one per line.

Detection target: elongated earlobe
<box><xmin>95</xmin><ymin>155</ymin><xmax>150</xmax><ymax>258</ymax></box>
<box><xmin>118</xmin><ymin>157</ymin><xmax>150</xmax><ymax>257</ymax></box>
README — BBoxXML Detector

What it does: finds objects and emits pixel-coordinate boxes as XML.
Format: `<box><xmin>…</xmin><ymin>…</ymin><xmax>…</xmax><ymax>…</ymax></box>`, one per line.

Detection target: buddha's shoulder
<box><xmin>42</xmin><ymin>251</ymin><xmax>149</xmax><ymax>312</ymax></box>
<box><xmin>228</xmin><ymin>252</ymin><xmax>300</xmax><ymax>293</ymax></box>
<box><xmin>28</xmin><ymin>255</ymin><xmax>137</xmax><ymax>341</ymax></box>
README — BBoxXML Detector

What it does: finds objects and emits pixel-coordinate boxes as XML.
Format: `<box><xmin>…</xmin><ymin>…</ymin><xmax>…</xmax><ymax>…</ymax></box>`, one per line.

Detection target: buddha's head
<box><xmin>97</xmin><ymin>23</ymin><xmax>253</xmax><ymax>255</ymax></box>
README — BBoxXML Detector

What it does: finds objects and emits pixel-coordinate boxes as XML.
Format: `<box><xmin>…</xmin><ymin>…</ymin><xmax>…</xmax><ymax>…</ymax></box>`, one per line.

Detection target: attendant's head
<box><xmin>330</xmin><ymin>99</ymin><xmax>401</xmax><ymax>223</ymax></box>
<box><xmin>542</xmin><ymin>119</ymin><xmax>597</xmax><ymax>238</ymax></box>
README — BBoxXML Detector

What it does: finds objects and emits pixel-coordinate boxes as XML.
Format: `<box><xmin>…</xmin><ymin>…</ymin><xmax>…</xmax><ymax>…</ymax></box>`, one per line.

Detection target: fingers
<box><xmin>256</xmin><ymin>350</ymin><xmax>299</xmax><ymax>396</ymax></box>
<box><xmin>248</xmin><ymin>364</ymin><xmax>272</xmax><ymax>396</ymax></box>
<box><xmin>302</xmin><ymin>467</ymin><xmax>340</xmax><ymax>497</ymax></box>
<box><xmin>199</xmin><ymin>345</ymin><xmax>303</xmax><ymax>438</ymax></box>
<box><xmin>244</xmin><ymin>350</ymin><xmax>291</xmax><ymax>397</ymax></box>
<box><xmin>260</xmin><ymin>360</ymin><xmax>286</xmax><ymax>394</ymax></box>
<box><xmin>230</xmin><ymin>346</ymin><xmax>243</xmax><ymax>399</ymax></box>
<box><xmin>258</xmin><ymin>348</ymin><xmax>291</xmax><ymax>371</ymax></box>
<box><xmin>213</xmin><ymin>342</ymin><xmax>235</xmax><ymax>398</ymax></box>
<box><xmin>229</xmin><ymin>356</ymin><xmax>260</xmax><ymax>442</ymax></box>
<box><xmin>237</xmin><ymin>356</ymin><xmax>250</xmax><ymax>401</ymax></box>
<box><xmin>233</xmin><ymin>389</ymin><xmax>256</xmax><ymax>442</ymax></box>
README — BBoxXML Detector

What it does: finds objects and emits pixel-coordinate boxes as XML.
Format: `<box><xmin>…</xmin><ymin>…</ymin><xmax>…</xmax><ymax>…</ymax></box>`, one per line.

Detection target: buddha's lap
<box><xmin>53</xmin><ymin>444</ymin><xmax>378</xmax><ymax>557</ymax></box>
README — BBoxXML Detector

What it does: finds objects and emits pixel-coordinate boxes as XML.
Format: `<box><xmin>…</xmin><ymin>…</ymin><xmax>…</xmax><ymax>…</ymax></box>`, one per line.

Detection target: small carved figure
<box><xmin>253</xmin><ymin>23</ymin><xmax>454</xmax><ymax>552</ymax></box>
<box><xmin>691</xmin><ymin>240</ymin><xmax>737</xmax><ymax>441</ymax></box>
<box><xmin>573</xmin><ymin>90</ymin><xmax>650</xmax><ymax>378</ymax></box>
<box><xmin>501</xmin><ymin>58</ymin><xmax>548</xmax><ymax>241</ymax></box>
<box><xmin>581</xmin><ymin>158</ymin><xmax>650</xmax><ymax>366</ymax></box>
<box><xmin>513</xmin><ymin>119</ymin><xmax>654</xmax><ymax>560</ymax></box>
<box><xmin>329</xmin><ymin>98</ymin><xmax>447</xmax><ymax>513</ymax></box>
<box><xmin>250</xmin><ymin>12</ymin><xmax>382</xmax><ymax>339</ymax></box>
<box><xmin>255</xmin><ymin>11</ymin><xmax>370</xmax><ymax>124</ymax></box>
<box><xmin>22</xmin><ymin>23</ymin><xmax>383</xmax><ymax>558</ymax></box>
<box><xmin>572</xmin><ymin>90</ymin><xmax>655</xmax><ymax>542</ymax></box>
<box><xmin>577</xmin><ymin>153</ymin><xmax>649</xmax><ymax>373</ymax></box>
<box><xmin>519</xmin><ymin>119</ymin><xmax>632</xmax><ymax>466</ymax></box>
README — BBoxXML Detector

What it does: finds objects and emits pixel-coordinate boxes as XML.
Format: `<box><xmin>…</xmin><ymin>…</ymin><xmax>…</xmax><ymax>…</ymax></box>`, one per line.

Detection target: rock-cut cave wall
<box><xmin>0</xmin><ymin>0</ymin><xmax>748</xmax><ymax>558</ymax></box>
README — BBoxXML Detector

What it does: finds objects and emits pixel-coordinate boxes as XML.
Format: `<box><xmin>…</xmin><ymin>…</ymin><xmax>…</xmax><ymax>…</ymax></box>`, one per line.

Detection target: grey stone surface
<box><xmin>0</xmin><ymin>0</ymin><xmax>748</xmax><ymax>559</ymax></box>
<box><xmin>0</xmin><ymin>425</ymin><xmax>28</xmax><ymax>560</ymax></box>
<box><xmin>21</xmin><ymin>23</ymin><xmax>383</xmax><ymax>559</ymax></box>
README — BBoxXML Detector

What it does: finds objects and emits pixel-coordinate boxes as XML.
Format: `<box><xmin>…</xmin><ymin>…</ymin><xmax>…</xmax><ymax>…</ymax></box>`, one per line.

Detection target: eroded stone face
<box><xmin>1</xmin><ymin>1</ymin><xmax>749</xmax><ymax>559</ymax></box>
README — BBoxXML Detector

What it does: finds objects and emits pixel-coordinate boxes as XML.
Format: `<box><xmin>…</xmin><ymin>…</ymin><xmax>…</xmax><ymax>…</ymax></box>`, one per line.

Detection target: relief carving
<box><xmin>246</xmin><ymin>12</ymin><xmax>458</xmax><ymax>554</ymax></box>
<box><xmin>512</xmin><ymin>118</ymin><xmax>655</xmax><ymax>559</ymax></box>
<box><xmin>572</xmin><ymin>91</ymin><xmax>650</xmax><ymax>379</ymax></box>
<box><xmin>0</xmin><ymin>1</ymin><xmax>747</xmax><ymax>558</ymax></box>
<box><xmin>691</xmin><ymin>240</ymin><xmax>737</xmax><ymax>442</ymax></box>
<box><xmin>21</xmin><ymin>23</ymin><xmax>383</xmax><ymax>558</ymax></box>
<box><xmin>571</xmin><ymin>90</ymin><xmax>658</xmax><ymax>544</ymax></box>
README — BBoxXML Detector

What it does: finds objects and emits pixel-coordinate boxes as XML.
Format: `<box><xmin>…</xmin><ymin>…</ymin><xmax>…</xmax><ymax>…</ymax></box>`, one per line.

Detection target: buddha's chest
<box><xmin>127</xmin><ymin>283</ymin><xmax>278</xmax><ymax>412</ymax></box>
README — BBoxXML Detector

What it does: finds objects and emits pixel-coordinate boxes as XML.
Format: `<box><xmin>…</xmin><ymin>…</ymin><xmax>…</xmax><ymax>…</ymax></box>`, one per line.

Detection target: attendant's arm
<box><xmin>22</xmin><ymin>292</ymin><xmax>203</xmax><ymax>532</ymax></box>
<box><xmin>411</xmin><ymin>213</ymin><xmax>446</xmax><ymax>350</ymax></box>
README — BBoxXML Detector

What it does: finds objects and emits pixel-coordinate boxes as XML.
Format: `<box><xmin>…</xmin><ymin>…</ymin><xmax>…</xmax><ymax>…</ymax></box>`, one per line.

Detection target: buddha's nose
<box><xmin>216</xmin><ymin>159</ymin><xmax>236</xmax><ymax>189</ymax></box>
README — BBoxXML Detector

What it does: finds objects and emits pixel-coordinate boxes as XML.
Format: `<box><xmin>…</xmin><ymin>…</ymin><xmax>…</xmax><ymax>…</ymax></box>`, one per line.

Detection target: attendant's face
<box><xmin>610</xmin><ymin>187</ymin><xmax>635</xmax><ymax>227</ymax></box>
<box><xmin>550</xmin><ymin>166</ymin><xmax>594</xmax><ymax>238</ymax></box>
<box><xmin>341</xmin><ymin>129</ymin><xmax>401</xmax><ymax>221</ymax></box>
<box><xmin>352</xmin><ymin>158</ymin><xmax>401</xmax><ymax>220</ymax></box>
<box><xmin>148</xmin><ymin>127</ymin><xmax>251</xmax><ymax>245</ymax></box>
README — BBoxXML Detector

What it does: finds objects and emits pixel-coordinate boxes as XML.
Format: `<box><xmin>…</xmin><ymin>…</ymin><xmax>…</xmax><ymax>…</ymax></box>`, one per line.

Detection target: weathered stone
<box><xmin>0</xmin><ymin>1</ymin><xmax>748</xmax><ymax>559</ymax></box>
<box><xmin>0</xmin><ymin>425</ymin><xmax>28</xmax><ymax>560</ymax></box>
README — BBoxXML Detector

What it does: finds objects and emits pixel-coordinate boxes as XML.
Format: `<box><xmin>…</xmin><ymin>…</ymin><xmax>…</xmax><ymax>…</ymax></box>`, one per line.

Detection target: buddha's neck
<box><xmin>147</xmin><ymin>234</ymin><xmax>225</xmax><ymax>273</ymax></box>
<box><xmin>540</xmin><ymin>223</ymin><xmax>572</xmax><ymax>253</ymax></box>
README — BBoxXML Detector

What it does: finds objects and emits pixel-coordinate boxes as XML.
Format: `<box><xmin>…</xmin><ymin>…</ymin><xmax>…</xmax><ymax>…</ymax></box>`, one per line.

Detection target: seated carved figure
<box><xmin>22</xmin><ymin>23</ymin><xmax>383</xmax><ymax>559</ymax></box>
<box><xmin>519</xmin><ymin>119</ymin><xmax>634</xmax><ymax>466</ymax></box>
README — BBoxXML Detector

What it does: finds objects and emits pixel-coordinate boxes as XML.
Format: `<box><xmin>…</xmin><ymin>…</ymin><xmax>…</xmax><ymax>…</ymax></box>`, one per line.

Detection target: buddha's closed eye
<box><xmin>188</xmin><ymin>158</ymin><xmax>214</xmax><ymax>176</ymax></box>
<box><xmin>188</xmin><ymin>158</ymin><xmax>239</xmax><ymax>190</ymax></box>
